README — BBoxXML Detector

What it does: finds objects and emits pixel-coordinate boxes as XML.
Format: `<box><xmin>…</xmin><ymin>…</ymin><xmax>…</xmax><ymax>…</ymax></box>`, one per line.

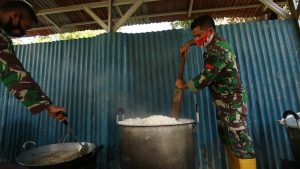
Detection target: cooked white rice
<box><xmin>118</xmin><ymin>115</ymin><xmax>180</xmax><ymax>126</ymax></box>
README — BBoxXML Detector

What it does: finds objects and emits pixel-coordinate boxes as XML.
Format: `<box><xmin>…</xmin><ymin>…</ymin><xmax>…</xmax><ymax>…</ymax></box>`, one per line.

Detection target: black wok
<box><xmin>16</xmin><ymin>142</ymin><xmax>102</xmax><ymax>169</ymax></box>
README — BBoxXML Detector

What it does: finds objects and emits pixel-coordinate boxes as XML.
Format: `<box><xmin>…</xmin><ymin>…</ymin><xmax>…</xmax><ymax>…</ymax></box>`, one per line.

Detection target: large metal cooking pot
<box><xmin>118</xmin><ymin>118</ymin><xmax>196</xmax><ymax>169</ymax></box>
<box><xmin>16</xmin><ymin>142</ymin><xmax>102</xmax><ymax>169</ymax></box>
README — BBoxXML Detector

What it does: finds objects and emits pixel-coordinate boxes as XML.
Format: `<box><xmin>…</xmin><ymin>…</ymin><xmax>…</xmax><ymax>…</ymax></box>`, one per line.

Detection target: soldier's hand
<box><xmin>180</xmin><ymin>40</ymin><xmax>195</xmax><ymax>57</ymax></box>
<box><xmin>175</xmin><ymin>79</ymin><xmax>187</xmax><ymax>89</ymax></box>
<box><xmin>179</xmin><ymin>44</ymin><xmax>189</xmax><ymax>57</ymax></box>
<box><xmin>47</xmin><ymin>105</ymin><xmax>68</xmax><ymax>123</ymax></box>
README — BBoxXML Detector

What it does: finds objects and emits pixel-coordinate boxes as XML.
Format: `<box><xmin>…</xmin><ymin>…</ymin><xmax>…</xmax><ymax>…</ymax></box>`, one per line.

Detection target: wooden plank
<box><xmin>171</xmin><ymin>56</ymin><xmax>186</xmax><ymax>119</ymax></box>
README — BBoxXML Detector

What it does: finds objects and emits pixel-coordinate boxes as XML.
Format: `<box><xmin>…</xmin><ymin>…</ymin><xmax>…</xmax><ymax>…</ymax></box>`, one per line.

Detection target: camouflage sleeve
<box><xmin>0</xmin><ymin>35</ymin><xmax>52</xmax><ymax>114</ymax></box>
<box><xmin>187</xmin><ymin>49</ymin><xmax>227</xmax><ymax>93</ymax></box>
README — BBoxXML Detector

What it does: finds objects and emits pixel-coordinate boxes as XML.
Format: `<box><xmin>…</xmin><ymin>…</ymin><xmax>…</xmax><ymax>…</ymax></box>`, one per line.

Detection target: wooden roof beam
<box><xmin>83</xmin><ymin>6</ymin><xmax>109</xmax><ymax>32</ymax></box>
<box><xmin>297</xmin><ymin>2</ymin><xmax>300</xmax><ymax>19</ymax></box>
<box><xmin>115</xmin><ymin>6</ymin><xmax>124</xmax><ymax>17</ymax></box>
<box><xmin>113</xmin><ymin>0</ymin><xmax>144</xmax><ymax>32</ymax></box>
<box><xmin>296</xmin><ymin>1</ymin><xmax>300</xmax><ymax>32</ymax></box>
<box><xmin>24</xmin><ymin>0</ymin><xmax>61</xmax><ymax>32</ymax></box>
<box><xmin>24</xmin><ymin>0</ymin><xmax>61</xmax><ymax>31</ymax></box>
<box><xmin>287</xmin><ymin>0</ymin><xmax>298</xmax><ymax>17</ymax></box>
<box><xmin>259</xmin><ymin>0</ymin><xmax>292</xmax><ymax>19</ymax></box>
<box><xmin>40</xmin><ymin>15</ymin><xmax>61</xmax><ymax>31</ymax></box>
<box><xmin>29</xmin><ymin>3</ymin><xmax>286</xmax><ymax>32</ymax></box>
<box><xmin>108</xmin><ymin>0</ymin><xmax>112</xmax><ymax>32</ymax></box>
<box><xmin>37</xmin><ymin>0</ymin><xmax>160</xmax><ymax>16</ymax></box>
<box><xmin>188</xmin><ymin>0</ymin><xmax>194</xmax><ymax>18</ymax></box>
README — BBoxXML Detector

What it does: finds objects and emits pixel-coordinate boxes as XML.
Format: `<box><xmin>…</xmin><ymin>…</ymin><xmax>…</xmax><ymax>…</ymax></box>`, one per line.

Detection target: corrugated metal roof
<box><xmin>0</xmin><ymin>19</ymin><xmax>300</xmax><ymax>169</ymax></box>
<box><xmin>0</xmin><ymin>0</ymin><xmax>288</xmax><ymax>36</ymax></box>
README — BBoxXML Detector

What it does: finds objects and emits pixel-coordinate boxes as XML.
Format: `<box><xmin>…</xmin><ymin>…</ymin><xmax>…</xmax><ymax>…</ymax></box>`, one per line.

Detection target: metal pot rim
<box><xmin>117</xmin><ymin>118</ymin><xmax>195</xmax><ymax>127</ymax></box>
<box><xmin>16</xmin><ymin>142</ymin><xmax>96</xmax><ymax>167</ymax></box>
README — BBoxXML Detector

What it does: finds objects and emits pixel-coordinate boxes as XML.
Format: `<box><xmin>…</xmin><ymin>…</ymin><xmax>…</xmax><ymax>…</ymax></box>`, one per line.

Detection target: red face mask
<box><xmin>194</xmin><ymin>31</ymin><xmax>210</xmax><ymax>47</ymax></box>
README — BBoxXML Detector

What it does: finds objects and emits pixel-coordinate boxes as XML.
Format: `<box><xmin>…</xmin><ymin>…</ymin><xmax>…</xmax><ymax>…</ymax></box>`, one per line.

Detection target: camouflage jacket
<box><xmin>187</xmin><ymin>33</ymin><xmax>246</xmax><ymax>103</ymax></box>
<box><xmin>0</xmin><ymin>28</ymin><xmax>52</xmax><ymax>114</ymax></box>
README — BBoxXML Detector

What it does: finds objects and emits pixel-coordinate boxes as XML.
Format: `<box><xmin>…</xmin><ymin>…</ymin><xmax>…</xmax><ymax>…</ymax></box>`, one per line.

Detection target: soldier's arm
<box><xmin>0</xmin><ymin>35</ymin><xmax>52</xmax><ymax>114</ymax></box>
<box><xmin>180</xmin><ymin>39</ymin><xmax>196</xmax><ymax>56</ymax></box>
<box><xmin>186</xmin><ymin>50</ymin><xmax>227</xmax><ymax>92</ymax></box>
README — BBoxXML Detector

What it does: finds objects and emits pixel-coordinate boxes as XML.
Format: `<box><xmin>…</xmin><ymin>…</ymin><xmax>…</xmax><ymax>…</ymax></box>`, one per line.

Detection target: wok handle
<box><xmin>283</xmin><ymin>110</ymin><xmax>299</xmax><ymax>119</ymax></box>
<box><xmin>92</xmin><ymin>145</ymin><xmax>104</xmax><ymax>155</ymax></box>
<box><xmin>22</xmin><ymin>141</ymin><xmax>36</xmax><ymax>151</ymax></box>
<box><xmin>116</xmin><ymin>108</ymin><xmax>125</xmax><ymax>122</ymax></box>
<box><xmin>58</xmin><ymin>111</ymin><xmax>69</xmax><ymax>125</ymax></box>
<box><xmin>195</xmin><ymin>104</ymin><xmax>200</xmax><ymax>124</ymax></box>
<box><xmin>283</xmin><ymin>110</ymin><xmax>300</xmax><ymax>129</ymax></box>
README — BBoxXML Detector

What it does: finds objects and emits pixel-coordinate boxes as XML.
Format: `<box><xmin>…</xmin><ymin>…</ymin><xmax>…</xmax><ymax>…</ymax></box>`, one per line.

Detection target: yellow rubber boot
<box><xmin>238</xmin><ymin>158</ymin><xmax>257</xmax><ymax>169</ymax></box>
<box><xmin>226</xmin><ymin>146</ymin><xmax>240</xmax><ymax>169</ymax></box>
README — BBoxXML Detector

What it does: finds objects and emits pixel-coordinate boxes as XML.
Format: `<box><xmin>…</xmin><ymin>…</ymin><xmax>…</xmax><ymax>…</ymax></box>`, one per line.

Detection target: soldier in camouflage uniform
<box><xmin>0</xmin><ymin>1</ymin><xmax>67</xmax><ymax>122</ymax></box>
<box><xmin>175</xmin><ymin>15</ymin><xmax>256</xmax><ymax>169</ymax></box>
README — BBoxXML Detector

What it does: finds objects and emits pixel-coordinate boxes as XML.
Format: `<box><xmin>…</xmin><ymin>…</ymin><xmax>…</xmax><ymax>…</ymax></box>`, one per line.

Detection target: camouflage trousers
<box><xmin>214</xmin><ymin>93</ymin><xmax>255</xmax><ymax>159</ymax></box>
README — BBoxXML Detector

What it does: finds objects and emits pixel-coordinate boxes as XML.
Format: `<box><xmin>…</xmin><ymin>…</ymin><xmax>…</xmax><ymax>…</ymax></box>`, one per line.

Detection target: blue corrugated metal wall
<box><xmin>0</xmin><ymin>19</ymin><xmax>299</xmax><ymax>169</ymax></box>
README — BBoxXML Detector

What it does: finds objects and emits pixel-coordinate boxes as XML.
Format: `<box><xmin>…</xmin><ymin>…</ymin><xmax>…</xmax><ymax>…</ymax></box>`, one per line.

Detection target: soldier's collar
<box><xmin>205</xmin><ymin>33</ymin><xmax>222</xmax><ymax>50</ymax></box>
